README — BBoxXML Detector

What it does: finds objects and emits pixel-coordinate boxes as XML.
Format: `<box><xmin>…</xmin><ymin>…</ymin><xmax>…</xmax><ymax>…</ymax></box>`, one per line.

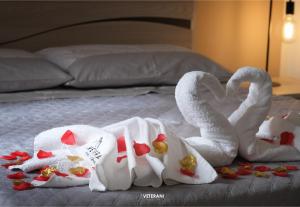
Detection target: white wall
<box><xmin>280</xmin><ymin>2</ymin><xmax>300</xmax><ymax>79</ymax></box>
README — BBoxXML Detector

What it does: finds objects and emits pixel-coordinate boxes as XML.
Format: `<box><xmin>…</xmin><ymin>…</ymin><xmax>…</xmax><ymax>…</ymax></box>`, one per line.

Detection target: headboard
<box><xmin>0</xmin><ymin>1</ymin><xmax>193</xmax><ymax>51</ymax></box>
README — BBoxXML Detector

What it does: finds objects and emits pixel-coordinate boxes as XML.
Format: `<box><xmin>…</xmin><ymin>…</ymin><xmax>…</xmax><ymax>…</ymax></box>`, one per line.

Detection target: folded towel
<box><xmin>10</xmin><ymin>117</ymin><xmax>217</xmax><ymax>191</ymax></box>
<box><xmin>175</xmin><ymin>71</ymin><xmax>239</xmax><ymax>166</ymax></box>
<box><xmin>227</xmin><ymin>67</ymin><xmax>300</xmax><ymax>161</ymax></box>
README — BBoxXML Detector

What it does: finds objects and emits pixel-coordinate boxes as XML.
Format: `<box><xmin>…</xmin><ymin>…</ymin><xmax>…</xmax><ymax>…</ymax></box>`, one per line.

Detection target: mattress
<box><xmin>1</xmin><ymin>88</ymin><xmax>300</xmax><ymax>206</ymax></box>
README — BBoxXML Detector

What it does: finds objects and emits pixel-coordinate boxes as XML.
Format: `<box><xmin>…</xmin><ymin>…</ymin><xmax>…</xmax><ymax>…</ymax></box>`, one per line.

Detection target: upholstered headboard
<box><xmin>0</xmin><ymin>1</ymin><xmax>193</xmax><ymax>51</ymax></box>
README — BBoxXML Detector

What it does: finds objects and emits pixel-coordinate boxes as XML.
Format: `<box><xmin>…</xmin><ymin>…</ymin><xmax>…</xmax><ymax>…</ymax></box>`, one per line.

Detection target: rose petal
<box><xmin>222</xmin><ymin>173</ymin><xmax>238</xmax><ymax>179</ymax></box>
<box><xmin>61</xmin><ymin>130</ymin><xmax>76</xmax><ymax>145</ymax></box>
<box><xmin>260</xmin><ymin>138</ymin><xmax>274</xmax><ymax>144</ymax></box>
<box><xmin>154</xmin><ymin>134</ymin><xmax>167</xmax><ymax>142</ymax></box>
<box><xmin>280</xmin><ymin>131</ymin><xmax>294</xmax><ymax>145</ymax></box>
<box><xmin>180</xmin><ymin>168</ymin><xmax>195</xmax><ymax>177</ymax></box>
<box><xmin>236</xmin><ymin>168</ymin><xmax>252</xmax><ymax>176</ymax></box>
<box><xmin>254</xmin><ymin>165</ymin><xmax>272</xmax><ymax>172</ymax></box>
<box><xmin>13</xmin><ymin>182</ymin><xmax>33</xmax><ymax>191</ymax></box>
<box><xmin>285</xmin><ymin>165</ymin><xmax>298</xmax><ymax>171</ymax></box>
<box><xmin>7</xmin><ymin>172</ymin><xmax>26</xmax><ymax>179</ymax></box>
<box><xmin>133</xmin><ymin>141</ymin><xmax>150</xmax><ymax>156</ymax></box>
<box><xmin>116</xmin><ymin>155</ymin><xmax>127</xmax><ymax>163</ymax></box>
<box><xmin>0</xmin><ymin>155</ymin><xmax>17</xmax><ymax>160</ymax></box>
<box><xmin>10</xmin><ymin>151</ymin><xmax>30</xmax><ymax>157</ymax></box>
<box><xmin>273</xmin><ymin>171</ymin><xmax>289</xmax><ymax>177</ymax></box>
<box><xmin>1</xmin><ymin>161</ymin><xmax>23</xmax><ymax>168</ymax></box>
<box><xmin>54</xmin><ymin>171</ymin><xmax>68</xmax><ymax>177</ymax></box>
<box><xmin>117</xmin><ymin>136</ymin><xmax>126</xmax><ymax>153</ymax></box>
<box><xmin>37</xmin><ymin>150</ymin><xmax>53</xmax><ymax>159</ymax></box>
<box><xmin>20</xmin><ymin>155</ymin><xmax>32</xmax><ymax>162</ymax></box>
<box><xmin>33</xmin><ymin>175</ymin><xmax>50</xmax><ymax>181</ymax></box>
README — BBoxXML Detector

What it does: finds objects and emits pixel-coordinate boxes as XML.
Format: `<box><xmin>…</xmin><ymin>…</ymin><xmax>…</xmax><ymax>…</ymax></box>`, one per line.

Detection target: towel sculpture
<box><xmin>5</xmin><ymin>67</ymin><xmax>300</xmax><ymax>192</ymax></box>
<box><xmin>226</xmin><ymin>67</ymin><xmax>300</xmax><ymax>161</ymax></box>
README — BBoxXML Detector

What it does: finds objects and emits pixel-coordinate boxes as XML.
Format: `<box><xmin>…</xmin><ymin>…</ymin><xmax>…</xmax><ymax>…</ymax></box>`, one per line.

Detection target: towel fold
<box><xmin>175</xmin><ymin>71</ymin><xmax>239</xmax><ymax>166</ymax></box>
<box><xmin>10</xmin><ymin>117</ymin><xmax>217</xmax><ymax>191</ymax></box>
<box><xmin>227</xmin><ymin>67</ymin><xmax>300</xmax><ymax>161</ymax></box>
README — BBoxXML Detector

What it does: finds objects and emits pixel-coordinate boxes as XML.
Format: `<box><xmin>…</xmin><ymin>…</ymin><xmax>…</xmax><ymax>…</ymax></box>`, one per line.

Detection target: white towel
<box><xmin>175</xmin><ymin>71</ymin><xmax>239</xmax><ymax>166</ymax></box>
<box><xmin>10</xmin><ymin>117</ymin><xmax>217</xmax><ymax>191</ymax></box>
<box><xmin>227</xmin><ymin>67</ymin><xmax>300</xmax><ymax>161</ymax></box>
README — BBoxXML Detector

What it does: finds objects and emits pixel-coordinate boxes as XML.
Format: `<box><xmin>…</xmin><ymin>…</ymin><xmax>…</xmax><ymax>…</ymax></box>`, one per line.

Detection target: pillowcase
<box><xmin>0</xmin><ymin>49</ymin><xmax>72</xmax><ymax>92</ymax></box>
<box><xmin>37</xmin><ymin>44</ymin><xmax>231</xmax><ymax>89</ymax></box>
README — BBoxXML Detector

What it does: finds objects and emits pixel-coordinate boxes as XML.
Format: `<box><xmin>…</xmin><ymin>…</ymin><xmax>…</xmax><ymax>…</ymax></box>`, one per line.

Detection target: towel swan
<box><xmin>227</xmin><ymin>67</ymin><xmax>300</xmax><ymax>161</ymax></box>
<box><xmin>175</xmin><ymin>71</ymin><xmax>238</xmax><ymax>166</ymax></box>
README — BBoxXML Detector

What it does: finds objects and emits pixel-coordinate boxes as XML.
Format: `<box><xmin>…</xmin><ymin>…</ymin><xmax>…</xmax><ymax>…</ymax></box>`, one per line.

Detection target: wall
<box><xmin>280</xmin><ymin>1</ymin><xmax>300</xmax><ymax>78</ymax></box>
<box><xmin>192</xmin><ymin>0</ymin><xmax>283</xmax><ymax>76</ymax></box>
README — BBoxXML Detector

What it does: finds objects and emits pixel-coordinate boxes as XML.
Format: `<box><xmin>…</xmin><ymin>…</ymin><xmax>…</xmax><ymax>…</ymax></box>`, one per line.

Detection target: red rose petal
<box><xmin>116</xmin><ymin>155</ymin><xmax>127</xmax><ymax>163</ymax></box>
<box><xmin>54</xmin><ymin>171</ymin><xmax>68</xmax><ymax>177</ymax></box>
<box><xmin>20</xmin><ymin>155</ymin><xmax>32</xmax><ymax>162</ymax></box>
<box><xmin>155</xmin><ymin>134</ymin><xmax>167</xmax><ymax>142</ymax></box>
<box><xmin>7</xmin><ymin>172</ymin><xmax>26</xmax><ymax>179</ymax></box>
<box><xmin>61</xmin><ymin>130</ymin><xmax>76</xmax><ymax>145</ymax></box>
<box><xmin>37</xmin><ymin>150</ymin><xmax>53</xmax><ymax>159</ymax></box>
<box><xmin>117</xmin><ymin>136</ymin><xmax>127</xmax><ymax>152</ymax></box>
<box><xmin>238</xmin><ymin>162</ymin><xmax>253</xmax><ymax>168</ymax></box>
<box><xmin>222</xmin><ymin>173</ymin><xmax>238</xmax><ymax>179</ymax></box>
<box><xmin>11</xmin><ymin>151</ymin><xmax>30</xmax><ymax>157</ymax></box>
<box><xmin>1</xmin><ymin>162</ymin><xmax>21</xmax><ymax>169</ymax></box>
<box><xmin>285</xmin><ymin>165</ymin><xmax>298</xmax><ymax>171</ymax></box>
<box><xmin>273</xmin><ymin>171</ymin><xmax>289</xmax><ymax>177</ymax></box>
<box><xmin>260</xmin><ymin>138</ymin><xmax>274</xmax><ymax>144</ymax></box>
<box><xmin>13</xmin><ymin>182</ymin><xmax>33</xmax><ymax>191</ymax></box>
<box><xmin>0</xmin><ymin>155</ymin><xmax>17</xmax><ymax>160</ymax></box>
<box><xmin>133</xmin><ymin>141</ymin><xmax>150</xmax><ymax>156</ymax></box>
<box><xmin>237</xmin><ymin>168</ymin><xmax>252</xmax><ymax>176</ymax></box>
<box><xmin>33</xmin><ymin>175</ymin><xmax>50</xmax><ymax>181</ymax></box>
<box><xmin>280</xmin><ymin>131</ymin><xmax>294</xmax><ymax>145</ymax></box>
<box><xmin>180</xmin><ymin>168</ymin><xmax>195</xmax><ymax>177</ymax></box>
<box><xmin>254</xmin><ymin>165</ymin><xmax>272</xmax><ymax>172</ymax></box>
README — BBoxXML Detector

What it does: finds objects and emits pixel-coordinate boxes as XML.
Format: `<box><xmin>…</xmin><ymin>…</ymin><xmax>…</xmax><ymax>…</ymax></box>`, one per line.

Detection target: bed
<box><xmin>1</xmin><ymin>1</ymin><xmax>300</xmax><ymax>206</ymax></box>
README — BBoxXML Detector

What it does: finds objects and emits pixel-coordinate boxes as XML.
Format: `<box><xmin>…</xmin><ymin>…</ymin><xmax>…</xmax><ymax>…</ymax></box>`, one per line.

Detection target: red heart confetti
<box><xmin>116</xmin><ymin>155</ymin><xmax>127</xmax><ymax>163</ymax></box>
<box><xmin>254</xmin><ymin>165</ymin><xmax>272</xmax><ymax>172</ymax></box>
<box><xmin>285</xmin><ymin>165</ymin><xmax>298</xmax><ymax>171</ymax></box>
<box><xmin>117</xmin><ymin>136</ymin><xmax>127</xmax><ymax>153</ymax></box>
<box><xmin>280</xmin><ymin>131</ymin><xmax>294</xmax><ymax>145</ymax></box>
<box><xmin>7</xmin><ymin>172</ymin><xmax>26</xmax><ymax>179</ymax></box>
<box><xmin>154</xmin><ymin>134</ymin><xmax>167</xmax><ymax>142</ymax></box>
<box><xmin>0</xmin><ymin>155</ymin><xmax>17</xmax><ymax>160</ymax></box>
<box><xmin>54</xmin><ymin>171</ymin><xmax>68</xmax><ymax>177</ymax></box>
<box><xmin>20</xmin><ymin>155</ymin><xmax>32</xmax><ymax>162</ymax></box>
<box><xmin>33</xmin><ymin>175</ymin><xmax>50</xmax><ymax>181</ymax></box>
<box><xmin>37</xmin><ymin>150</ymin><xmax>53</xmax><ymax>159</ymax></box>
<box><xmin>10</xmin><ymin>151</ymin><xmax>30</xmax><ymax>157</ymax></box>
<box><xmin>180</xmin><ymin>168</ymin><xmax>195</xmax><ymax>177</ymax></box>
<box><xmin>133</xmin><ymin>141</ymin><xmax>150</xmax><ymax>156</ymax></box>
<box><xmin>12</xmin><ymin>181</ymin><xmax>33</xmax><ymax>191</ymax></box>
<box><xmin>237</xmin><ymin>168</ymin><xmax>252</xmax><ymax>176</ymax></box>
<box><xmin>61</xmin><ymin>130</ymin><xmax>76</xmax><ymax>145</ymax></box>
<box><xmin>273</xmin><ymin>171</ymin><xmax>289</xmax><ymax>177</ymax></box>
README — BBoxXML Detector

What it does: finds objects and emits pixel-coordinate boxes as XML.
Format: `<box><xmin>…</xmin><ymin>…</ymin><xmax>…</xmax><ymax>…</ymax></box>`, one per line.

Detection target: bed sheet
<box><xmin>1</xmin><ymin>90</ymin><xmax>300</xmax><ymax>206</ymax></box>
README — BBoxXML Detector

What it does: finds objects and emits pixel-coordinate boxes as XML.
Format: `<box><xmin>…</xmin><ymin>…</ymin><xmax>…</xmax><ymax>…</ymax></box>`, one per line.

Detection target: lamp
<box><xmin>283</xmin><ymin>0</ymin><xmax>296</xmax><ymax>42</ymax></box>
<box><xmin>265</xmin><ymin>0</ymin><xmax>281</xmax><ymax>87</ymax></box>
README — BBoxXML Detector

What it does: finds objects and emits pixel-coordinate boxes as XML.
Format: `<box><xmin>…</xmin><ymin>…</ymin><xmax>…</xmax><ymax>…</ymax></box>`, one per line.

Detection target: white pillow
<box><xmin>0</xmin><ymin>49</ymin><xmax>72</xmax><ymax>92</ymax></box>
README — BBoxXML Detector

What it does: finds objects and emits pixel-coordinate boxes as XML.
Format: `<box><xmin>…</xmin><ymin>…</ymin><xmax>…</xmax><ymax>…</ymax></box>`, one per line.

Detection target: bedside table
<box><xmin>272</xmin><ymin>76</ymin><xmax>300</xmax><ymax>98</ymax></box>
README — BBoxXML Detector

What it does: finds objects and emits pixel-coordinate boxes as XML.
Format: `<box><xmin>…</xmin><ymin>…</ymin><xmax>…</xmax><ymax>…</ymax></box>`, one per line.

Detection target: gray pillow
<box><xmin>0</xmin><ymin>49</ymin><xmax>72</xmax><ymax>92</ymax></box>
<box><xmin>65</xmin><ymin>51</ymin><xmax>231</xmax><ymax>88</ymax></box>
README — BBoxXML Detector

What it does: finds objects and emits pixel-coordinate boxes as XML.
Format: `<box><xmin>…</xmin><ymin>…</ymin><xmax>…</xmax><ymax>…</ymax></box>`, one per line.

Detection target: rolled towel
<box><xmin>9</xmin><ymin>117</ymin><xmax>217</xmax><ymax>191</ymax></box>
<box><xmin>175</xmin><ymin>71</ymin><xmax>239</xmax><ymax>166</ymax></box>
<box><xmin>227</xmin><ymin>67</ymin><xmax>300</xmax><ymax>161</ymax></box>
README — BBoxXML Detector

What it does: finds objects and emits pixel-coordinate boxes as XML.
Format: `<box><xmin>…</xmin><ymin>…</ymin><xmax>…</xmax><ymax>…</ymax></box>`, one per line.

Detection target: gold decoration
<box><xmin>67</xmin><ymin>155</ymin><xmax>83</xmax><ymax>162</ymax></box>
<box><xmin>180</xmin><ymin>154</ymin><xmax>197</xmax><ymax>171</ymax></box>
<box><xmin>273</xmin><ymin>166</ymin><xmax>288</xmax><ymax>172</ymax></box>
<box><xmin>152</xmin><ymin>141</ymin><xmax>168</xmax><ymax>154</ymax></box>
<box><xmin>254</xmin><ymin>171</ymin><xmax>269</xmax><ymax>178</ymax></box>
<box><xmin>69</xmin><ymin>167</ymin><xmax>88</xmax><ymax>176</ymax></box>
<box><xmin>41</xmin><ymin>166</ymin><xmax>57</xmax><ymax>177</ymax></box>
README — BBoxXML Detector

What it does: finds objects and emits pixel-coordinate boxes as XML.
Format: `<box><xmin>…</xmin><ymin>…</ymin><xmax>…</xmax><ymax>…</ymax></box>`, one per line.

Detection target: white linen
<box><xmin>227</xmin><ymin>67</ymin><xmax>300</xmax><ymax>161</ymax></box>
<box><xmin>10</xmin><ymin>117</ymin><xmax>217</xmax><ymax>191</ymax></box>
<box><xmin>175</xmin><ymin>71</ymin><xmax>239</xmax><ymax>166</ymax></box>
